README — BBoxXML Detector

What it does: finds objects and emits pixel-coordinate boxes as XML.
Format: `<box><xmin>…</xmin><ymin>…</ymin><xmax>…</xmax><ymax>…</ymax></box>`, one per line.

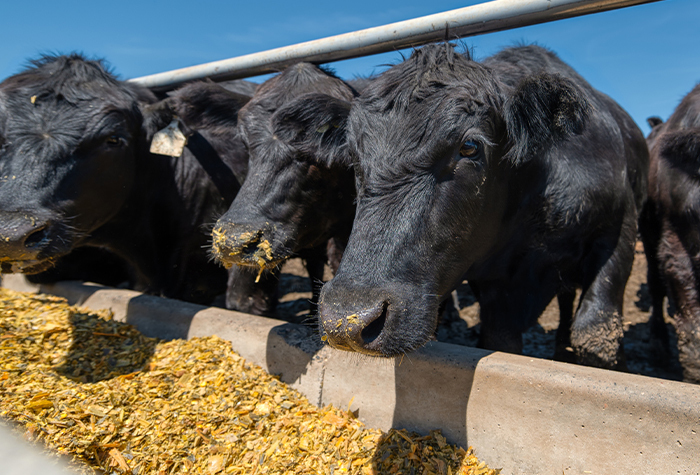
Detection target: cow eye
<box><xmin>105</xmin><ymin>135</ymin><xmax>124</xmax><ymax>147</ymax></box>
<box><xmin>459</xmin><ymin>140</ymin><xmax>480</xmax><ymax>159</ymax></box>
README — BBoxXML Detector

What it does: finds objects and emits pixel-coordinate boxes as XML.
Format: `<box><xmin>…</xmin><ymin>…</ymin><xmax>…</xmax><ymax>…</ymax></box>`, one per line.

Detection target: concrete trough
<box><xmin>2</xmin><ymin>276</ymin><xmax>699</xmax><ymax>475</ymax></box>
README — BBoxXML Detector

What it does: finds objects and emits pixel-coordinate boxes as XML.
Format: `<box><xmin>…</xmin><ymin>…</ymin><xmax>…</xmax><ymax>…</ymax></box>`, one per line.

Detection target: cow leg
<box><xmin>570</xmin><ymin>215</ymin><xmax>636</xmax><ymax>370</ymax></box>
<box><xmin>674</xmin><ymin>306</ymin><xmax>700</xmax><ymax>383</ymax></box>
<box><xmin>477</xmin><ymin>278</ymin><xmax>556</xmax><ymax>355</ymax></box>
<box><xmin>225</xmin><ymin>266</ymin><xmax>279</xmax><ymax>316</ymax></box>
<box><xmin>658</xmin><ymin>232</ymin><xmax>700</xmax><ymax>383</ymax></box>
<box><xmin>647</xmin><ymin>249</ymin><xmax>671</xmax><ymax>362</ymax></box>
<box><xmin>639</xmin><ymin>202</ymin><xmax>671</xmax><ymax>362</ymax></box>
<box><xmin>554</xmin><ymin>289</ymin><xmax>576</xmax><ymax>362</ymax></box>
<box><xmin>478</xmin><ymin>300</ymin><xmax>524</xmax><ymax>354</ymax></box>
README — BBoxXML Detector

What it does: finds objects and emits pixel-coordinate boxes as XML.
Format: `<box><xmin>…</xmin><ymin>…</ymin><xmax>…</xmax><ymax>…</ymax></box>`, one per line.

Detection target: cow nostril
<box><xmin>361</xmin><ymin>301</ymin><xmax>388</xmax><ymax>345</ymax></box>
<box><xmin>23</xmin><ymin>226</ymin><xmax>49</xmax><ymax>249</ymax></box>
<box><xmin>240</xmin><ymin>239</ymin><xmax>259</xmax><ymax>257</ymax></box>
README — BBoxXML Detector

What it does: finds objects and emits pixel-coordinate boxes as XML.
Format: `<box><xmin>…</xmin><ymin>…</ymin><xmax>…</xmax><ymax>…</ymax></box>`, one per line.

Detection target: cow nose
<box><xmin>212</xmin><ymin>223</ymin><xmax>271</xmax><ymax>267</ymax></box>
<box><xmin>318</xmin><ymin>276</ymin><xmax>440</xmax><ymax>357</ymax></box>
<box><xmin>319</xmin><ymin>299</ymin><xmax>389</xmax><ymax>355</ymax></box>
<box><xmin>0</xmin><ymin>215</ymin><xmax>51</xmax><ymax>260</ymax></box>
<box><xmin>23</xmin><ymin>225</ymin><xmax>50</xmax><ymax>249</ymax></box>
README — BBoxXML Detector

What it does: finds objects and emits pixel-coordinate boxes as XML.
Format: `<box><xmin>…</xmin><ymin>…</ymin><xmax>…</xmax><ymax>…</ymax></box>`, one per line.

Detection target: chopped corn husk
<box><xmin>0</xmin><ymin>288</ymin><xmax>499</xmax><ymax>475</ymax></box>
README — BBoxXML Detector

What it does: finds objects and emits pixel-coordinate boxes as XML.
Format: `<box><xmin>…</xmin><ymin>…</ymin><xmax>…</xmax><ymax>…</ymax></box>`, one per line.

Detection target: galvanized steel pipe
<box><xmin>130</xmin><ymin>0</ymin><xmax>661</xmax><ymax>91</ymax></box>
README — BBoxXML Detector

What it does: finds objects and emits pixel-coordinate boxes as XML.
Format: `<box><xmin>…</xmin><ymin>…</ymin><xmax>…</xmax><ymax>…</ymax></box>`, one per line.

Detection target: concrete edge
<box><xmin>2</xmin><ymin>276</ymin><xmax>699</xmax><ymax>475</ymax></box>
<box><xmin>0</xmin><ymin>422</ymin><xmax>79</xmax><ymax>475</ymax></box>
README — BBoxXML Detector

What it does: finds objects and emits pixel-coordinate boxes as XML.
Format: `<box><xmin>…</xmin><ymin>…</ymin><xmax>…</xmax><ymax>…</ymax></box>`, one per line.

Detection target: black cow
<box><xmin>0</xmin><ymin>54</ymin><xmax>254</xmax><ymax>305</ymax></box>
<box><xmin>211</xmin><ymin>63</ymin><xmax>357</xmax><ymax>314</ymax></box>
<box><xmin>317</xmin><ymin>44</ymin><xmax>648</xmax><ymax>369</ymax></box>
<box><xmin>639</xmin><ymin>84</ymin><xmax>700</xmax><ymax>382</ymax></box>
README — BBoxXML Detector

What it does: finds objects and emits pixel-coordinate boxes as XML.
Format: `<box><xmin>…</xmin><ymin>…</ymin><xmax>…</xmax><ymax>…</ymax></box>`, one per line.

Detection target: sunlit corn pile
<box><xmin>0</xmin><ymin>288</ymin><xmax>499</xmax><ymax>475</ymax></box>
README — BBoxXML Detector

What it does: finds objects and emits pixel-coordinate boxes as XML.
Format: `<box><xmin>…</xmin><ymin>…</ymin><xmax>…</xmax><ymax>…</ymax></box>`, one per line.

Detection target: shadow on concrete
<box><xmin>265</xmin><ymin>322</ymin><xmax>323</xmax><ymax>386</ymax></box>
<box><xmin>391</xmin><ymin>343</ymin><xmax>492</xmax><ymax>449</ymax></box>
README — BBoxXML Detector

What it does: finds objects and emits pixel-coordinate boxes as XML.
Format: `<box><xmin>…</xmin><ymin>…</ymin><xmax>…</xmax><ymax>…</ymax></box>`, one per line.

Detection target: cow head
<box><xmin>317</xmin><ymin>44</ymin><xmax>589</xmax><ymax>356</ymax></box>
<box><xmin>0</xmin><ymin>54</ymin><xmax>154</xmax><ymax>274</ymax></box>
<box><xmin>211</xmin><ymin>63</ymin><xmax>356</xmax><ymax>276</ymax></box>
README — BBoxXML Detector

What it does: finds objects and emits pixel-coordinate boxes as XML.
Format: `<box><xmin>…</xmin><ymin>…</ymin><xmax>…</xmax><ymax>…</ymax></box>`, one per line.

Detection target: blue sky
<box><xmin>0</xmin><ymin>0</ymin><xmax>697</xmax><ymax>134</ymax></box>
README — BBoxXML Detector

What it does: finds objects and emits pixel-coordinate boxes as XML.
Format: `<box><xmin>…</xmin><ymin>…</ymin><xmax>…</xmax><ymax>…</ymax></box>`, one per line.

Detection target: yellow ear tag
<box><xmin>316</xmin><ymin>123</ymin><xmax>330</xmax><ymax>134</ymax></box>
<box><xmin>150</xmin><ymin>119</ymin><xmax>187</xmax><ymax>157</ymax></box>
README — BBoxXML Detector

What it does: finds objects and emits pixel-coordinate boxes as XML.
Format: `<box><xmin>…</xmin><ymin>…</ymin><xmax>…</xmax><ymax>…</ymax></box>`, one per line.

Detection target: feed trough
<box><xmin>3</xmin><ymin>275</ymin><xmax>698</xmax><ymax>474</ymax></box>
<box><xmin>2</xmin><ymin>0</ymin><xmax>691</xmax><ymax>473</ymax></box>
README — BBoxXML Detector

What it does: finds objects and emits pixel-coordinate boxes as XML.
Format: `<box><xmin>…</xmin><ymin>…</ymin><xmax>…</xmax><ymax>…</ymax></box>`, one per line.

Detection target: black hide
<box><xmin>639</xmin><ymin>83</ymin><xmax>700</xmax><ymax>383</ymax></box>
<box><xmin>211</xmin><ymin>63</ymin><xmax>357</xmax><ymax>312</ymax></box>
<box><xmin>318</xmin><ymin>44</ymin><xmax>648</xmax><ymax>370</ymax></box>
<box><xmin>0</xmin><ymin>55</ymin><xmax>251</xmax><ymax>305</ymax></box>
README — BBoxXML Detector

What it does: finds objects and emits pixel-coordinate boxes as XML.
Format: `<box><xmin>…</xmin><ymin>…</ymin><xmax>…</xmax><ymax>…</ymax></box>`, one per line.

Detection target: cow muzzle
<box><xmin>317</xmin><ymin>279</ymin><xmax>439</xmax><ymax>357</ymax></box>
<box><xmin>319</xmin><ymin>301</ymin><xmax>388</xmax><ymax>355</ymax></box>
<box><xmin>211</xmin><ymin>222</ymin><xmax>289</xmax><ymax>281</ymax></box>
<box><xmin>0</xmin><ymin>212</ymin><xmax>61</xmax><ymax>274</ymax></box>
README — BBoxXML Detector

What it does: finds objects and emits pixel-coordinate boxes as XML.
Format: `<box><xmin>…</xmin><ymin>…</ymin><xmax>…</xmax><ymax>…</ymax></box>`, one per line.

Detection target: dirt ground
<box><xmin>274</xmin><ymin>241</ymin><xmax>685</xmax><ymax>382</ymax></box>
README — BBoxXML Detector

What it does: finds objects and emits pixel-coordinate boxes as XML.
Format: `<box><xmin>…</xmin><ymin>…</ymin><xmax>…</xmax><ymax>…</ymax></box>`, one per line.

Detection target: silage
<box><xmin>0</xmin><ymin>288</ymin><xmax>498</xmax><ymax>475</ymax></box>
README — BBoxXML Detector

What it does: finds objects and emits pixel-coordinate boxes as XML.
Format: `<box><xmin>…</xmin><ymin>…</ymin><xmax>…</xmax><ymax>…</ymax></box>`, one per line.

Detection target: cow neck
<box><xmin>92</xmin><ymin>150</ymin><xmax>199</xmax><ymax>292</ymax></box>
<box><xmin>330</xmin><ymin>165</ymin><xmax>357</xmax><ymax>244</ymax></box>
<box><xmin>184</xmin><ymin>130</ymin><xmax>241</xmax><ymax>203</ymax></box>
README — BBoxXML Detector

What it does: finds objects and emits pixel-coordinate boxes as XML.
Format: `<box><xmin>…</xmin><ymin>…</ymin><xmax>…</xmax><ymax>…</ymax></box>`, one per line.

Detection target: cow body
<box><xmin>0</xmin><ymin>55</ymin><xmax>252</xmax><ymax>305</ymax></box>
<box><xmin>318</xmin><ymin>44</ymin><xmax>648</xmax><ymax>369</ymax></box>
<box><xmin>211</xmin><ymin>63</ymin><xmax>357</xmax><ymax>313</ymax></box>
<box><xmin>639</xmin><ymin>84</ymin><xmax>700</xmax><ymax>382</ymax></box>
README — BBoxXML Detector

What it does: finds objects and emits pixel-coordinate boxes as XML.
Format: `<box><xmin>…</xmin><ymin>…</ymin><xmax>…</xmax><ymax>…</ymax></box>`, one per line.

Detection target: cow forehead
<box><xmin>348</xmin><ymin>64</ymin><xmax>501</xmax><ymax>149</ymax></box>
<box><xmin>2</xmin><ymin>90</ymin><xmax>132</xmax><ymax>139</ymax></box>
<box><xmin>0</xmin><ymin>60</ymin><xmax>139</xmax><ymax>136</ymax></box>
<box><xmin>0</xmin><ymin>98</ymin><xmax>134</xmax><ymax>178</ymax></box>
<box><xmin>240</xmin><ymin>62</ymin><xmax>353</xmax><ymax>125</ymax></box>
<box><xmin>348</xmin><ymin>90</ymin><xmax>496</xmax><ymax>158</ymax></box>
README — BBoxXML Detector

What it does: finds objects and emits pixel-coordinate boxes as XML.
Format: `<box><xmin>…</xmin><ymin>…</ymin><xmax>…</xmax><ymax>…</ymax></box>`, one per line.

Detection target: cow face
<box><xmin>211</xmin><ymin>64</ymin><xmax>355</xmax><ymax>276</ymax></box>
<box><xmin>317</xmin><ymin>44</ymin><xmax>589</xmax><ymax>356</ymax></box>
<box><xmin>0</xmin><ymin>55</ymin><xmax>147</xmax><ymax>274</ymax></box>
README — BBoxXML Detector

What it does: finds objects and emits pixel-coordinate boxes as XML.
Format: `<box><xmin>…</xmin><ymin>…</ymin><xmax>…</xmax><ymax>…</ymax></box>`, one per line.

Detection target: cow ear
<box><xmin>140</xmin><ymin>98</ymin><xmax>178</xmax><ymax>141</ymax></box>
<box><xmin>168</xmin><ymin>81</ymin><xmax>250</xmax><ymax>130</ymax></box>
<box><xmin>647</xmin><ymin>116</ymin><xmax>664</xmax><ymax>129</ymax></box>
<box><xmin>504</xmin><ymin>73</ymin><xmax>590</xmax><ymax>165</ymax></box>
<box><xmin>139</xmin><ymin>98</ymin><xmax>195</xmax><ymax>157</ymax></box>
<box><xmin>272</xmin><ymin>93</ymin><xmax>352</xmax><ymax>166</ymax></box>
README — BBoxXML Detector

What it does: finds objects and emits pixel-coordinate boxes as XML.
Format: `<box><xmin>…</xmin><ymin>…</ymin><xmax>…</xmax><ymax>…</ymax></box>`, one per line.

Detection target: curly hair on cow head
<box><xmin>248</xmin><ymin>62</ymin><xmax>356</xmax><ymax>114</ymax></box>
<box><xmin>1</xmin><ymin>53</ymin><xmax>153</xmax><ymax>106</ymax></box>
<box><xmin>355</xmin><ymin>42</ymin><xmax>504</xmax><ymax>114</ymax></box>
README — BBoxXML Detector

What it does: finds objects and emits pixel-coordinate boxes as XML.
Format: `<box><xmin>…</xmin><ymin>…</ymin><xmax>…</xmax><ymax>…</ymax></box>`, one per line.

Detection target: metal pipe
<box><xmin>130</xmin><ymin>0</ymin><xmax>661</xmax><ymax>91</ymax></box>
